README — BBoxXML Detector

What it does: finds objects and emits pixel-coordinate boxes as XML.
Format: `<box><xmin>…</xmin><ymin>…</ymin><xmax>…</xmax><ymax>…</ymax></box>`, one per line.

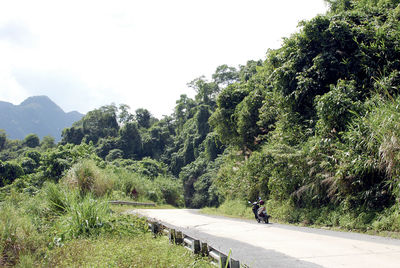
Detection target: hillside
<box><xmin>0</xmin><ymin>96</ymin><xmax>83</xmax><ymax>141</ymax></box>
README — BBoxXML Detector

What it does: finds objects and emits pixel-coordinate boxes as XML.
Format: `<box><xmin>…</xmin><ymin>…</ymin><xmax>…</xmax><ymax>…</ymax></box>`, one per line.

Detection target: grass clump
<box><xmin>61</xmin><ymin>195</ymin><xmax>110</xmax><ymax>239</ymax></box>
<box><xmin>44</xmin><ymin>182</ymin><xmax>72</xmax><ymax>215</ymax></box>
<box><xmin>63</xmin><ymin>160</ymin><xmax>114</xmax><ymax>197</ymax></box>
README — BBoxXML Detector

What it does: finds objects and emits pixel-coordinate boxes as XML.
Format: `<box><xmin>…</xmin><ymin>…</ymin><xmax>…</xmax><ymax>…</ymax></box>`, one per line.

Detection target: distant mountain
<box><xmin>0</xmin><ymin>96</ymin><xmax>84</xmax><ymax>141</ymax></box>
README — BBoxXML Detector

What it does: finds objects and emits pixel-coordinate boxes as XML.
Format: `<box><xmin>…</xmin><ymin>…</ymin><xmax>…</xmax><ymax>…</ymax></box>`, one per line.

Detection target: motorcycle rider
<box><xmin>257</xmin><ymin>200</ymin><xmax>267</xmax><ymax>217</ymax></box>
<box><xmin>251</xmin><ymin>200</ymin><xmax>260</xmax><ymax>220</ymax></box>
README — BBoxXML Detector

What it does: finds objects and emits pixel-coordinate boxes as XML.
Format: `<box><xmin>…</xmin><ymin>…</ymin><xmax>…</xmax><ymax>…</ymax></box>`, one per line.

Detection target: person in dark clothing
<box><xmin>251</xmin><ymin>201</ymin><xmax>260</xmax><ymax>220</ymax></box>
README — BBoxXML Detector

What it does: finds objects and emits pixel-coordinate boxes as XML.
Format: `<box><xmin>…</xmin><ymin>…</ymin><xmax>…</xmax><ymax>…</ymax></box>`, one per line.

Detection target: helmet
<box><xmin>259</xmin><ymin>200</ymin><xmax>264</xmax><ymax>205</ymax></box>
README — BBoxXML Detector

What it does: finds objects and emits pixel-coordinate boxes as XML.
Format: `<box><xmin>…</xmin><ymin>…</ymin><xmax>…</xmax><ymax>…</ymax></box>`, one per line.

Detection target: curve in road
<box><xmin>132</xmin><ymin>209</ymin><xmax>400</xmax><ymax>268</ymax></box>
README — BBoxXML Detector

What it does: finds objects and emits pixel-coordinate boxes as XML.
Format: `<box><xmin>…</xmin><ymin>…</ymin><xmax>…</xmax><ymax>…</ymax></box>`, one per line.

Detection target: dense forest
<box><xmin>2</xmin><ymin>0</ymin><xmax>400</xmax><ymax>265</ymax></box>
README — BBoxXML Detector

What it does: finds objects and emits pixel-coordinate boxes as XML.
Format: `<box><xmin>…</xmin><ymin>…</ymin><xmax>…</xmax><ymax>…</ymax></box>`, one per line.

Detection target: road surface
<box><xmin>132</xmin><ymin>209</ymin><xmax>400</xmax><ymax>268</ymax></box>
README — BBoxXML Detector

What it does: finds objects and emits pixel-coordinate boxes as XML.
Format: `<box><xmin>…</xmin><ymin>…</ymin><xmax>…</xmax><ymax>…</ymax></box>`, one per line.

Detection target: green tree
<box><xmin>41</xmin><ymin>135</ymin><xmax>56</xmax><ymax>149</ymax></box>
<box><xmin>61</xmin><ymin>126</ymin><xmax>84</xmax><ymax>145</ymax></box>
<box><xmin>118</xmin><ymin>104</ymin><xmax>134</xmax><ymax>124</ymax></box>
<box><xmin>209</xmin><ymin>84</ymin><xmax>248</xmax><ymax>146</ymax></box>
<box><xmin>119</xmin><ymin>122</ymin><xmax>142</xmax><ymax>158</ymax></box>
<box><xmin>212</xmin><ymin>64</ymin><xmax>239</xmax><ymax>87</ymax></box>
<box><xmin>79</xmin><ymin>105</ymin><xmax>119</xmax><ymax>144</ymax></box>
<box><xmin>135</xmin><ymin>108</ymin><xmax>152</xmax><ymax>129</ymax></box>
<box><xmin>23</xmin><ymin>134</ymin><xmax>40</xmax><ymax>148</ymax></box>
<box><xmin>188</xmin><ymin>76</ymin><xmax>219</xmax><ymax>106</ymax></box>
<box><xmin>174</xmin><ymin>94</ymin><xmax>196</xmax><ymax>132</ymax></box>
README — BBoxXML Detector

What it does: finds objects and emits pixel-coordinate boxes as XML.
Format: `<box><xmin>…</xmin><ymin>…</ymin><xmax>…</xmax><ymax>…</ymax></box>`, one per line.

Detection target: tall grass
<box><xmin>61</xmin><ymin>160</ymin><xmax>184</xmax><ymax>206</ymax></box>
<box><xmin>44</xmin><ymin>182</ymin><xmax>72</xmax><ymax>215</ymax></box>
<box><xmin>62</xmin><ymin>195</ymin><xmax>110</xmax><ymax>239</ymax></box>
<box><xmin>111</xmin><ymin>166</ymin><xmax>184</xmax><ymax>206</ymax></box>
<box><xmin>63</xmin><ymin>160</ymin><xmax>114</xmax><ymax>197</ymax></box>
<box><xmin>0</xmin><ymin>194</ymin><xmax>45</xmax><ymax>266</ymax></box>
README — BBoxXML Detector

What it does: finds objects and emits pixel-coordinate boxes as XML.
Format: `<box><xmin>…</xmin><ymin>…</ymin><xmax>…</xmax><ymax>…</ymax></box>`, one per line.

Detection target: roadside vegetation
<box><xmin>2</xmin><ymin>0</ymin><xmax>400</xmax><ymax>265</ymax></box>
<box><xmin>0</xmin><ymin>159</ymin><xmax>210</xmax><ymax>266</ymax></box>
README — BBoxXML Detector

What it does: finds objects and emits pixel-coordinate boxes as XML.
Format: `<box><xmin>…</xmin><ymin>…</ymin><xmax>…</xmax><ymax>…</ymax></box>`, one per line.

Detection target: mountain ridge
<box><xmin>0</xmin><ymin>96</ymin><xmax>84</xmax><ymax>141</ymax></box>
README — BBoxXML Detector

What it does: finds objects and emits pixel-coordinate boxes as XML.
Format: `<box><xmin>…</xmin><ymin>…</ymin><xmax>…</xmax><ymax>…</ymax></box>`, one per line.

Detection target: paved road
<box><xmin>132</xmin><ymin>209</ymin><xmax>400</xmax><ymax>268</ymax></box>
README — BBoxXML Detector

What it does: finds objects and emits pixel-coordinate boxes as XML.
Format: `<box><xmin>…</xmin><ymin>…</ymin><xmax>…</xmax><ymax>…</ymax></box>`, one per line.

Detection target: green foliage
<box><xmin>63</xmin><ymin>160</ymin><xmax>113</xmax><ymax>197</ymax></box>
<box><xmin>0</xmin><ymin>161</ymin><xmax>24</xmax><ymax>187</ymax></box>
<box><xmin>235</xmin><ymin>89</ymin><xmax>265</xmax><ymax>150</ymax></box>
<box><xmin>96</xmin><ymin>137</ymin><xmax>120</xmax><ymax>159</ymax></box>
<box><xmin>119</xmin><ymin>122</ymin><xmax>142</xmax><ymax>158</ymax></box>
<box><xmin>105</xmin><ymin>149</ymin><xmax>123</xmax><ymax>162</ymax></box>
<box><xmin>209</xmin><ymin>84</ymin><xmax>248</xmax><ymax>146</ymax></box>
<box><xmin>204</xmin><ymin>132</ymin><xmax>224</xmax><ymax>161</ymax></box>
<box><xmin>63</xmin><ymin>105</ymin><xmax>119</xmax><ymax>145</ymax></box>
<box><xmin>117</xmin><ymin>104</ymin><xmax>134</xmax><ymax>124</ymax></box>
<box><xmin>44</xmin><ymin>182</ymin><xmax>72</xmax><ymax>215</ymax></box>
<box><xmin>61</xmin><ymin>126</ymin><xmax>84</xmax><ymax>145</ymax></box>
<box><xmin>0</xmin><ymin>201</ymin><xmax>42</xmax><ymax>266</ymax></box>
<box><xmin>104</xmin><ymin>163</ymin><xmax>183</xmax><ymax>206</ymax></box>
<box><xmin>40</xmin><ymin>135</ymin><xmax>56</xmax><ymax>149</ymax></box>
<box><xmin>61</xmin><ymin>195</ymin><xmax>110</xmax><ymax>239</ymax></box>
<box><xmin>188</xmin><ymin>76</ymin><xmax>219</xmax><ymax>106</ymax></box>
<box><xmin>135</xmin><ymin>108</ymin><xmax>153</xmax><ymax>129</ymax></box>
<box><xmin>20</xmin><ymin>157</ymin><xmax>37</xmax><ymax>174</ymax></box>
<box><xmin>23</xmin><ymin>134</ymin><xmax>40</xmax><ymax>148</ymax></box>
<box><xmin>212</xmin><ymin>64</ymin><xmax>239</xmax><ymax>87</ymax></box>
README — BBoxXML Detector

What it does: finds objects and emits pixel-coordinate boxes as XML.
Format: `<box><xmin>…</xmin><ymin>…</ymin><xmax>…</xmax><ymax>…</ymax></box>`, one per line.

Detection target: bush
<box><xmin>155</xmin><ymin>176</ymin><xmax>184</xmax><ymax>207</ymax></box>
<box><xmin>63</xmin><ymin>160</ymin><xmax>114</xmax><ymax>197</ymax></box>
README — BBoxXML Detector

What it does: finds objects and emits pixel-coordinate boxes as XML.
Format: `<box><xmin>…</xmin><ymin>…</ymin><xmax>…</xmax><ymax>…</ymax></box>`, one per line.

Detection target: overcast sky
<box><xmin>0</xmin><ymin>0</ymin><xmax>327</xmax><ymax>118</ymax></box>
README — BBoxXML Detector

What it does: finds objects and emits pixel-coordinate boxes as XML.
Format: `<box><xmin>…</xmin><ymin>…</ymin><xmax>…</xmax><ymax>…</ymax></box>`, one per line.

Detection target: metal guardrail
<box><xmin>147</xmin><ymin>221</ymin><xmax>242</xmax><ymax>267</ymax></box>
<box><xmin>108</xmin><ymin>200</ymin><xmax>156</xmax><ymax>206</ymax></box>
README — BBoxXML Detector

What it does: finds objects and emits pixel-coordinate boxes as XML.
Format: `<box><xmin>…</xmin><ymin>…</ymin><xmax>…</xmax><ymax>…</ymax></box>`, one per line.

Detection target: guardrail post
<box><xmin>209</xmin><ymin>250</ymin><xmax>227</xmax><ymax>267</ymax></box>
<box><xmin>220</xmin><ymin>254</ymin><xmax>227</xmax><ymax>267</ymax></box>
<box><xmin>168</xmin><ymin>229</ymin><xmax>176</xmax><ymax>243</ymax></box>
<box><xmin>193</xmin><ymin>239</ymin><xmax>200</xmax><ymax>254</ymax></box>
<box><xmin>183</xmin><ymin>237</ymin><xmax>200</xmax><ymax>254</ymax></box>
<box><xmin>175</xmin><ymin>231</ymin><xmax>183</xmax><ymax>244</ymax></box>
<box><xmin>229</xmin><ymin>259</ymin><xmax>240</xmax><ymax>268</ymax></box>
<box><xmin>150</xmin><ymin>222</ymin><xmax>159</xmax><ymax>235</ymax></box>
<box><xmin>200</xmin><ymin>242</ymin><xmax>208</xmax><ymax>256</ymax></box>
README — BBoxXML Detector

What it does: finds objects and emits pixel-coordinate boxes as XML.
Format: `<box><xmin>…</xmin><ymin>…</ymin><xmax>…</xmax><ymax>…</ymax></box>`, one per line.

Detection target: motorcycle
<box><xmin>249</xmin><ymin>200</ymin><xmax>270</xmax><ymax>224</ymax></box>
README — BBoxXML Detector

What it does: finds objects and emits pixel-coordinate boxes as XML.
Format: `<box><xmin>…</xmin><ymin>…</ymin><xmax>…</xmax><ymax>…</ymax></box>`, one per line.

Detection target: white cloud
<box><xmin>0</xmin><ymin>0</ymin><xmax>327</xmax><ymax>117</ymax></box>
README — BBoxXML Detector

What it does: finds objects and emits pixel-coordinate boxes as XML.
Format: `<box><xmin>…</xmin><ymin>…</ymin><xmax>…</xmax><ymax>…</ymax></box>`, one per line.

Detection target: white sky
<box><xmin>0</xmin><ymin>0</ymin><xmax>328</xmax><ymax>118</ymax></box>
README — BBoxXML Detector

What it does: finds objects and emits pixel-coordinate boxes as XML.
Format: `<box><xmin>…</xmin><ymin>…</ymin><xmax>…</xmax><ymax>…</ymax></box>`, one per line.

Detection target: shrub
<box><xmin>63</xmin><ymin>160</ymin><xmax>114</xmax><ymax>197</ymax></box>
<box><xmin>155</xmin><ymin>176</ymin><xmax>184</xmax><ymax>207</ymax></box>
